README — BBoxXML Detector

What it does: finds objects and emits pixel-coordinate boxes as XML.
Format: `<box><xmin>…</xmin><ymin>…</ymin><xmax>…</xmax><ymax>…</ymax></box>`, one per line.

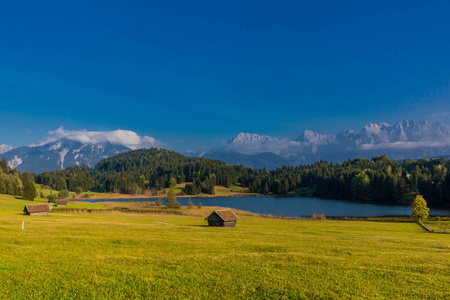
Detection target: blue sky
<box><xmin>0</xmin><ymin>0</ymin><xmax>449</xmax><ymax>151</ymax></box>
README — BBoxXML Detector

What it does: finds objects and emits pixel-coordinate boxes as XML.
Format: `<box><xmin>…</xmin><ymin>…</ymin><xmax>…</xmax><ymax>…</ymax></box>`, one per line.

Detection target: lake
<box><xmin>78</xmin><ymin>196</ymin><xmax>450</xmax><ymax>217</ymax></box>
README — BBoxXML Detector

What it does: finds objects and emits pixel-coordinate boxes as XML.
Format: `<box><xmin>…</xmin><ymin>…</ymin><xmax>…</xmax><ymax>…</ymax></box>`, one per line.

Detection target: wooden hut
<box><xmin>205</xmin><ymin>209</ymin><xmax>240</xmax><ymax>227</ymax></box>
<box><xmin>55</xmin><ymin>199</ymin><xmax>68</xmax><ymax>207</ymax></box>
<box><xmin>23</xmin><ymin>203</ymin><xmax>50</xmax><ymax>216</ymax></box>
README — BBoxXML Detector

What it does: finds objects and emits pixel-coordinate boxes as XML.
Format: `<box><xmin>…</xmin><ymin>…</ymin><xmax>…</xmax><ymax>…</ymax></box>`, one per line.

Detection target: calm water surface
<box><xmin>79</xmin><ymin>196</ymin><xmax>450</xmax><ymax>217</ymax></box>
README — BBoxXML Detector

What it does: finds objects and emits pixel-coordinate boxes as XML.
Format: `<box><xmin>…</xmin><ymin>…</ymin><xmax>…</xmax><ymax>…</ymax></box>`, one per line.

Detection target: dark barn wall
<box><xmin>207</xmin><ymin>213</ymin><xmax>224</xmax><ymax>227</ymax></box>
<box><xmin>206</xmin><ymin>213</ymin><xmax>237</xmax><ymax>227</ymax></box>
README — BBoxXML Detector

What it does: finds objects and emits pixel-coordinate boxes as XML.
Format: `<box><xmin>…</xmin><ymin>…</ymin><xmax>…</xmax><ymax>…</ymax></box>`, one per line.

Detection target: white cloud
<box><xmin>356</xmin><ymin>139</ymin><xmax>450</xmax><ymax>151</ymax></box>
<box><xmin>41</xmin><ymin>127</ymin><xmax>161</xmax><ymax>149</ymax></box>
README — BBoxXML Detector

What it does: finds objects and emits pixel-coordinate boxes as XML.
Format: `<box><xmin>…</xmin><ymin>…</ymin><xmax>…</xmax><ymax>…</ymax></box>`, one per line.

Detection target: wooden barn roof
<box><xmin>24</xmin><ymin>203</ymin><xmax>50</xmax><ymax>213</ymax></box>
<box><xmin>55</xmin><ymin>199</ymin><xmax>68</xmax><ymax>205</ymax></box>
<box><xmin>205</xmin><ymin>209</ymin><xmax>240</xmax><ymax>221</ymax></box>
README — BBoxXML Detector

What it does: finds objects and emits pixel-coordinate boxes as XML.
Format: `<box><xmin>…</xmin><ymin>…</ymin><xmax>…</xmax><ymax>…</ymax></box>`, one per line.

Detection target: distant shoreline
<box><xmin>67</xmin><ymin>192</ymin><xmax>258</xmax><ymax>201</ymax></box>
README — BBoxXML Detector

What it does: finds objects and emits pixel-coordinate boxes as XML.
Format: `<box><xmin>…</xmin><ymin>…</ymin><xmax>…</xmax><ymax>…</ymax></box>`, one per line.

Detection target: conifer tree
<box><xmin>23</xmin><ymin>180</ymin><xmax>36</xmax><ymax>201</ymax></box>
<box><xmin>0</xmin><ymin>157</ymin><xmax>8</xmax><ymax>172</ymax></box>
<box><xmin>166</xmin><ymin>177</ymin><xmax>178</xmax><ymax>208</ymax></box>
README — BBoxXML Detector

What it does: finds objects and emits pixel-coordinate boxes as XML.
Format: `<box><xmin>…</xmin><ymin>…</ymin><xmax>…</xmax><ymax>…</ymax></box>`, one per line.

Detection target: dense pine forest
<box><xmin>18</xmin><ymin>148</ymin><xmax>450</xmax><ymax>208</ymax></box>
<box><xmin>35</xmin><ymin>149</ymin><xmax>249</xmax><ymax>196</ymax></box>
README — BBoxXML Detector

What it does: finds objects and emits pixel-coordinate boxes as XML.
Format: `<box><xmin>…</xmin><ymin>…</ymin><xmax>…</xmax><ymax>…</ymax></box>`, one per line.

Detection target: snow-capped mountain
<box><xmin>204</xmin><ymin>121</ymin><xmax>450</xmax><ymax>169</ymax></box>
<box><xmin>2</xmin><ymin>120</ymin><xmax>450</xmax><ymax>172</ymax></box>
<box><xmin>1</xmin><ymin>138</ymin><xmax>131</xmax><ymax>173</ymax></box>
<box><xmin>296</xmin><ymin>130</ymin><xmax>337</xmax><ymax>145</ymax></box>
<box><xmin>0</xmin><ymin>144</ymin><xmax>15</xmax><ymax>155</ymax></box>
<box><xmin>228</xmin><ymin>133</ymin><xmax>275</xmax><ymax>144</ymax></box>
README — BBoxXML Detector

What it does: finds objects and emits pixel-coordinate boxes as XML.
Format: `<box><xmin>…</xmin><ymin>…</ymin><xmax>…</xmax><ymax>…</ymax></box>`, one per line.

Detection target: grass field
<box><xmin>424</xmin><ymin>220</ymin><xmax>450</xmax><ymax>230</ymax></box>
<box><xmin>1</xmin><ymin>194</ymin><xmax>449</xmax><ymax>299</ymax></box>
<box><xmin>168</xmin><ymin>183</ymin><xmax>253</xmax><ymax>196</ymax></box>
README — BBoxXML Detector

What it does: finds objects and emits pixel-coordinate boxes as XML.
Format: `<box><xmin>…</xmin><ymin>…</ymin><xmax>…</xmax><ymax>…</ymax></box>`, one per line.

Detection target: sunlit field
<box><xmin>1</xmin><ymin>194</ymin><xmax>449</xmax><ymax>299</ymax></box>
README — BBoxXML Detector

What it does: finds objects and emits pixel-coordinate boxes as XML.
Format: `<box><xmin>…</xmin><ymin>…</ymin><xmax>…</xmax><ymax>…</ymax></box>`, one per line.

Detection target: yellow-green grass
<box><xmin>35</xmin><ymin>184</ymin><xmax>58</xmax><ymax>198</ymax></box>
<box><xmin>64</xmin><ymin>202</ymin><xmax>109</xmax><ymax>210</ymax></box>
<box><xmin>230</xmin><ymin>183</ymin><xmax>251</xmax><ymax>193</ymax></box>
<box><xmin>159</xmin><ymin>183</ymin><xmax>254</xmax><ymax>197</ymax></box>
<box><xmin>35</xmin><ymin>184</ymin><xmax>78</xmax><ymax>198</ymax></box>
<box><xmin>0</xmin><ymin>194</ymin><xmax>449</xmax><ymax>299</ymax></box>
<box><xmin>171</xmin><ymin>183</ymin><xmax>254</xmax><ymax>196</ymax></box>
<box><xmin>215</xmin><ymin>184</ymin><xmax>253</xmax><ymax>196</ymax></box>
<box><xmin>173</xmin><ymin>182</ymin><xmax>186</xmax><ymax>195</ymax></box>
<box><xmin>425</xmin><ymin>221</ymin><xmax>450</xmax><ymax>230</ymax></box>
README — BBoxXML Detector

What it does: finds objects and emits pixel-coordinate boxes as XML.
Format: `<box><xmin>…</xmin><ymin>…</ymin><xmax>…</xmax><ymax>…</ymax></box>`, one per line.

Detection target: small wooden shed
<box><xmin>55</xmin><ymin>199</ymin><xmax>68</xmax><ymax>207</ymax></box>
<box><xmin>205</xmin><ymin>209</ymin><xmax>240</xmax><ymax>227</ymax></box>
<box><xmin>23</xmin><ymin>203</ymin><xmax>50</xmax><ymax>216</ymax></box>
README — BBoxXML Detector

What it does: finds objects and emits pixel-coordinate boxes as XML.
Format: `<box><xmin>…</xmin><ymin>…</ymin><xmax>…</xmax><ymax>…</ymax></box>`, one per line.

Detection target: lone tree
<box><xmin>187</xmin><ymin>198</ymin><xmax>194</xmax><ymax>209</ymax></box>
<box><xmin>411</xmin><ymin>194</ymin><xmax>430</xmax><ymax>221</ymax></box>
<box><xmin>166</xmin><ymin>177</ymin><xmax>179</xmax><ymax>208</ymax></box>
<box><xmin>23</xmin><ymin>181</ymin><xmax>36</xmax><ymax>201</ymax></box>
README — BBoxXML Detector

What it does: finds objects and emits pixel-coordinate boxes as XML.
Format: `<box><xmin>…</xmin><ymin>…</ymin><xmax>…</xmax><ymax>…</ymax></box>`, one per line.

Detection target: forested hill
<box><xmin>36</xmin><ymin>148</ymin><xmax>253</xmax><ymax>195</ymax></box>
<box><xmin>33</xmin><ymin>148</ymin><xmax>450</xmax><ymax>208</ymax></box>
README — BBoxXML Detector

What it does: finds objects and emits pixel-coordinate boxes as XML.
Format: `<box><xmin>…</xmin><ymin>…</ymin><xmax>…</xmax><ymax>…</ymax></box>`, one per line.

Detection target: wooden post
<box><xmin>22</xmin><ymin>221</ymin><xmax>24</xmax><ymax>230</ymax></box>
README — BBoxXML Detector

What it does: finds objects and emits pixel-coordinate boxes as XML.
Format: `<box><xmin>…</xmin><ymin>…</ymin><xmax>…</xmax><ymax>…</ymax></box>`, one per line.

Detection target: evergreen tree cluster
<box><xmin>35</xmin><ymin>148</ymin><xmax>250</xmax><ymax>195</ymax></box>
<box><xmin>248</xmin><ymin>155</ymin><xmax>450</xmax><ymax>207</ymax></box>
<box><xmin>0</xmin><ymin>157</ymin><xmax>36</xmax><ymax>200</ymax></box>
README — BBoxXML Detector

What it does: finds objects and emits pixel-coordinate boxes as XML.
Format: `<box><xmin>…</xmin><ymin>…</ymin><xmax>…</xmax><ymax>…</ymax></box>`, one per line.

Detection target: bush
<box><xmin>156</xmin><ymin>198</ymin><xmax>163</xmax><ymax>206</ymax></box>
<box><xmin>58</xmin><ymin>190</ymin><xmax>69</xmax><ymax>198</ymax></box>
<box><xmin>312</xmin><ymin>214</ymin><xmax>326</xmax><ymax>220</ymax></box>
<box><xmin>47</xmin><ymin>194</ymin><xmax>56</xmax><ymax>203</ymax></box>
<box><xmin>75</xmin><ymin>187</ymin><xmax>83</xmax><ymax>194</ymax></box>
<box><xmin>197</xmin><ymin>202</ymin><xmax>202</xmax><ymax>209</ymax></box>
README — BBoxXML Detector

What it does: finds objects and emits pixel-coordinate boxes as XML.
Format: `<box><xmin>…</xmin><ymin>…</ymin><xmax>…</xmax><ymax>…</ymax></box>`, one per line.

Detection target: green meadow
<box><xmin>0</xmin><ymin>195</ymin><xmax>449</xmax><ymax>299</ymax></box>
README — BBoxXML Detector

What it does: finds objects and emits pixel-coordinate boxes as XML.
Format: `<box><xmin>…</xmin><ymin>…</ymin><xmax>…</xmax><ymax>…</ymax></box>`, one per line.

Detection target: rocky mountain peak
<box><xmin>228</xmin><ymin>133</ymin><xmax>274</xmax><ymax>144</ymax></box>
<box><xmin>296</xmin><ymin>130</ymin><xmax>337</xmax><ymax>145</ymax></box>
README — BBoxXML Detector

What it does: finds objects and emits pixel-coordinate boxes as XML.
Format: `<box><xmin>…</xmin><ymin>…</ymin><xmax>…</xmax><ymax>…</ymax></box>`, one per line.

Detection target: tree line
<box><xmin>248</xmin><ymin>155</ymin><xmax>450</xmax><ymax>207</ymax></box>
<box><xmin>3</xmin><ymin>148</ymin><xmax>448</xmax><ymax>208</ymax></box>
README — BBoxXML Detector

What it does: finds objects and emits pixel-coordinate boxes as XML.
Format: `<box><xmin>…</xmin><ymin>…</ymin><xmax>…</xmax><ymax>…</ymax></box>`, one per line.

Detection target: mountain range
<box><xmin>2</xmin><ymin>138</ymin><xmax>130</xmax><ymax>174</ymax></box>
<box><xmin>2</xmin><ymin>120</ymin><xmax>450</xmax><ymax>173</ymax></box>
<box><xmin>204</xmin><ymin>120</ymin><xmax>450</xmax><ymax>169</ymax></box>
